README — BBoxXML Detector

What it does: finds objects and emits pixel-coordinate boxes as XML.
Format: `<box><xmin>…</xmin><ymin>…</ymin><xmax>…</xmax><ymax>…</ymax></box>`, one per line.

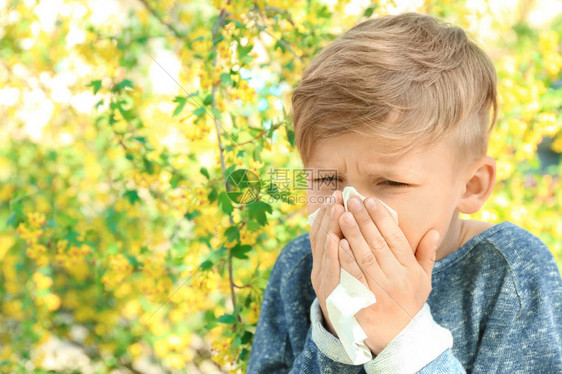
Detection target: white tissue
<box><xmin>342</xmin><ymin>187</ymin><xmax>399</xmax><ymax>223</ymax></box>
<box><xmin>326</xmin><ymin>268</ymin><xmax>377</xmax><ymax>364</ymax></box>
<box><xmin>306</xmin><ymin>187</ymin><xmax>398</xmax><ymax>227</ymax></box>
<box><xmin>307</xmin><ymin>186</ymin><xmax>399</xmax><ymax>364</ymax></box>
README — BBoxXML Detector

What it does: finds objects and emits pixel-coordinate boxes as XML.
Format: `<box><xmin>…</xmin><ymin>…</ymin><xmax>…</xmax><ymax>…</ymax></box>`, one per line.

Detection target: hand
<box><xmin>336</xmin><ymin>196</ymin><xmax>440</xmax><ymax>355</ymax></box>
<box><xmin>309</xmin><ymin>190</ymin><xmax>347</xmax><ymax>337</ymax></box>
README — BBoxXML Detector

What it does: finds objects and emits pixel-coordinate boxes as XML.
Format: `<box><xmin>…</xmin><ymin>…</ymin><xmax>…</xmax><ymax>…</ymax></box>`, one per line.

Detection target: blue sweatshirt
<box><xmin>247</xmin><ymin>221</ymin><xmax>562</xmax><ymax>373</ymax></box>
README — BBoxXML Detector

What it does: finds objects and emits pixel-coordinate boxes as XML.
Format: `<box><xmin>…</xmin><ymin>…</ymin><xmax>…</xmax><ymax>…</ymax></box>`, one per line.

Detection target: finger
<box><xmin>364</xmin><ymin>197</ymin><xmax>414</xmax><ymax>267</ymax></box>
<box><xmin>346</xmin><ymin>196</ymin><xmax>400</xmax><ymax>273</ymax></box>
<box><xmin>323</xmin><ymin>233</ymin><xmax>341</xmax><ymax>299</ymax></box>
<box><xmin>338</xmin><ymin>238</ymin><xmax>374</xmax><ymax>288</ymax></box>
<box><xmin>334</xmin><ymin>190</ymin><xmax>343</xmax><ymax>205</ymax></box>
<box><xmin>415</xmin><ymin>229</ymin><xmax>440</xmax><ymax>279</ymax></box>
<box><xmin>309</xmin><ymin>204</ymin><xmax>326</xmax><ymax>248</ymax></box>
<box><xmin>329</xmin><ymin>201</ymin><xmax>345</xmax><ymax>239</ymax></box>
<box><xmin>311</xmin><ymin>204</ymin><xmax>329</xmax><ymax>281</ymax></box>
<box><xmin>339</xmin><ymin>211</ymin><xmax>394</xmax><ymax>287</ymax></box>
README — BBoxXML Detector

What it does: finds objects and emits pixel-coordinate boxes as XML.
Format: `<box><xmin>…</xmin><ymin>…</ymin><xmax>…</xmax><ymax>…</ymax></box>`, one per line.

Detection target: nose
<box><xmin>341</xmin><ymin>183</ymin><xmax>371</xmax><ymax>202</ymax></box>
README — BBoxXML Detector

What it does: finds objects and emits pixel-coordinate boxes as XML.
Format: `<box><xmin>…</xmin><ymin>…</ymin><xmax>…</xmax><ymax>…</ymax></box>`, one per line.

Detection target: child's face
<box><xmin>305</xmin><ymin>132</ymin><xmax>468</xmax><ymax>252</ymax></box>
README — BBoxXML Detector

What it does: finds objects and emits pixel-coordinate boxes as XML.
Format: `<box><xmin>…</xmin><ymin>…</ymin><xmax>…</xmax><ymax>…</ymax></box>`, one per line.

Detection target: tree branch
<box><xmin>137</xmin><ymin>0</ymin><xmax>185</xmax><ymax>38</ymax></box>
<box><xmin>209</xmin><ymin>9</ymin><xmax>239</xmax><ymax>319</ymax></box>
<box><xmin>235</xmin><ymin>123</ymin><xmax>282</xmax><ymax>147</ymax></box>
<box><xmin>252</xmin><ymin>6</ymin><xmax>302</xmax><ymax>60</ymax></box>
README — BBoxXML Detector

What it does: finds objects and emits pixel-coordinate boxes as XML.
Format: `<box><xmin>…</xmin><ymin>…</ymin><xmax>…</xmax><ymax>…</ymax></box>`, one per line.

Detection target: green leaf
<box><xmin>6</xmin><ymin>212</ymin><xmax>17</xmax><ymax>228</ymax></box>
<box><xmin>238</xmin><ymin>44</ymin><xmax>253</xmax><ymax>58</ymax></box>
<box><xmin>231</xmin><ymin>244</ymin><xmax>252</xmax><ymax>259</ymax></box>
<box><xmin>364</xmin><ymin>6</ymin><xmax>376</xmax><ymax>17</ymax></box>
<box><xmin>200</xmin><ymin>260</ymin><xmax>213</xmax><ymax>271</ymax></box>
<box><xmin>112</xmin><ymin>79</ymin><xmax>134</xmax><ymax>93</ymax></box>
<box><xmin>173</xmin><ymin>95</ymin><xmax>187</xmax><ymax>116</ymax></box>
<box><xmin>64</xmin><ymin>230</ymin><xmax>81</xmax><ymax>246</ymax></box>
<box><xmin>193</xmin><ymin>107</ymin><xmax>206</xmax><ymax>117</ymax></box>
<box><xmin>253</xmin><ymin>146</ymin><xmax>262</xmax><ymax>162</ymax></box>
<box><xmin>184</xmin><ymin>210</ymin><xmax>201</xmax><ymax>220</ymax></box>
<box><xmin>200</xmin><ymin>167</ymin><xmax>210</xmax><ymax>179</ymax></box>
<box><xmin>285</xmin><ymin>126</ymin><xmax>295</xmax><ymax>147</ymax></box>
<box><xmin>246</xmin><ymin>220</ymin><xmax>261</xmax><ymax>231</ymax></box>
<box><xmin>208</xmin><ymin>188</ymin><xmax>218</xmax><ymax>203</ymax></box>
<box><xmin>203</xmin><ymin>94</ymin><xmax>213</xmax><ymax>105</ymax></box>
<box><xmin>213</xmin><ymin>35</ymin><xmax>224</xmax><ymax>45</ymax></box>
<box><xmin>220</xmin><ymin>72</ymin><xmax>233</xmax><ymax>85</ymax></box>
<box><xmin>248</xmin><ymin>201</ymin><xmax>272</xmax><ymax>226</ymax></box>
<box><xmin>274</xmin><ymin>40</ymin><xmax>286</xmax><ymax>53</ymax></box>
<box><xmin>225</xmin><ymin>164</ymin><xmax>237</xmax><ymax>177</ymax></box>
<box><xmin>241</xmin><ymin>331</ymin><xmax>254</xmax><ymax>344</ymax></box>
<box><xmin>217</xmin><ymin>314</ymin><xmax>237</xmax><ymax>324</ymax></box>
<box><xmin>170</xmin><ymin>174</ymin><xmax>182</xmax><ymax>188</ymax></box>
<box><xmin>239</xmin><ymin>348</ymin><xmax>249</xmax><ymax>361</ymax></box>
<box><xmin>125</xmin><ymin>254</ymin><xmax>140</xmax><ymax>267</ymax></box>
<box><xmin>87</xmin><ymin>80</ymin><xmax>102</xmax><ymax>94</ymax></box>
<box><xmin>210</xmin><ymin>107</ymin><xmax>222</xmax><ymax>120</ymax></box>
<box><xmin>224</xmin><ymin>225</ymin><xmax>240</xmax><ymax>243</ymax></box>
<box><xmin>218</xmin><ymin>191</ymin><xmax>234</xmax><ymax>214</ymax></box>
<box><xmin>123</xmin><ymin>190</ymin><xmax>140</xmax><ymax>204</ymax></box>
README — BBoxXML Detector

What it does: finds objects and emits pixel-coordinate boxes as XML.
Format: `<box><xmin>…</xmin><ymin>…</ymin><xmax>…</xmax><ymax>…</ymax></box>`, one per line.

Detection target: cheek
<box><xmin>306</xmin><ymin>182</ymin><xmax>338</xmax><ymax>215</ymax></box>
<box><xmin>306</xmin><ymin>189</ymin><xmax>319</xmax><ymax>215</ymax></box>
<box><xmin>306</xmin><ymin>190</ymin><xmax>334</xmax><ymax>215</ymax></box>
<box><xmin>392</xmin><ymin>192</ymin><xmax>450</xmax><ymax>251</ymax></box>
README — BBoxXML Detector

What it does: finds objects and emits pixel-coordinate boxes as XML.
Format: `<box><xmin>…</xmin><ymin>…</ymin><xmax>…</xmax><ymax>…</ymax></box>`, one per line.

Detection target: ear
<box><xmin>457</xmin><ymin>156</ymin><xmax>496</xmax><ymax>214</ymax></box>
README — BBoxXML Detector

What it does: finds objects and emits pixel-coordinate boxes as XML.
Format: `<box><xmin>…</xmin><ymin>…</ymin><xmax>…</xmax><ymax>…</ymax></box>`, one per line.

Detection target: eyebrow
<box><xmin>309</xmin><ymin>164</ymin><xmax>420</xmax><ymax>180</ymax></box>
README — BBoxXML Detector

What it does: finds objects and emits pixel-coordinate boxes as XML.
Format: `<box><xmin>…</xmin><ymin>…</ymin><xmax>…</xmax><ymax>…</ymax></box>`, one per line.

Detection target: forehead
<box><xmin>306</xmin><ymin>133</ymin><xmax>457</xmax><ymax>178</ymax></box>
<box><xmin>307</xmin><ymin>133</ymin><xmax>411</xmax><ymax>164</ymax></box>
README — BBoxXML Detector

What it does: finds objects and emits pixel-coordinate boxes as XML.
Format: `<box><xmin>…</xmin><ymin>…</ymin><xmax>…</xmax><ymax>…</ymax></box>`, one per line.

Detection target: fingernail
<box><xmin>365</xmin><ymin>198</ymin><xmax>377</xmax><ymax>210</ymax></box>
<box><xmin>342</xmin><ymin>212</ymin><xmax>355</xmax><ymax>225</ymax></box>
<box><xmin>330</xmin><ymin>205</ymin><xmax>336</xmax><ymax>219</ymax></box>
<box><xmin>347</xmin><ymin>196</ymin><xmax>361</xmax><ymax>212</ymax></box>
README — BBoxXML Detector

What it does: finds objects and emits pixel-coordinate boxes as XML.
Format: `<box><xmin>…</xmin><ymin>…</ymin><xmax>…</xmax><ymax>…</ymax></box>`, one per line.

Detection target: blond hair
<box><xmin>291</xmin><ymin>12</ymin><xmax>498</xmax><ymax>166</ymax></box>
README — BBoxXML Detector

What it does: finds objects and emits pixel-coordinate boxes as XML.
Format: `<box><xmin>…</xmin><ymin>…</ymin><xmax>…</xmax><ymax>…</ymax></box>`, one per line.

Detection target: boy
<box><xmin>247</xmin><ymin>12</ymin><xmax>562</xmax><ymax>373</ymax></box>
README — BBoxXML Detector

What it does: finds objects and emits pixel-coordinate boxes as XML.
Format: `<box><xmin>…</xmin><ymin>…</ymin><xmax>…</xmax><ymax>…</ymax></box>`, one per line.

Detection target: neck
<box><xmin>435</xmin><ymin>212</ymin><xmax>466</xmax><ymax>262</ymax></box>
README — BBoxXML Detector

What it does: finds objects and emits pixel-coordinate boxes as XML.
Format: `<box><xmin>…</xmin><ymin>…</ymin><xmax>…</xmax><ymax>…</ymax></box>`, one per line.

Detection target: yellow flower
<box><xmin>539</xmin><ymin>31</ymin><xmax>559</xmax><ymax>55</ymax></box>
<box><xmin>537</xmin><ymin>113</ymin><xmax>559</xmax><ymax>137</ymax></box>
<box><xmin>0</xmin><ymin>184</ymin><xmax>15</xmax><ymax>202</ymax></box>
<box><xmin>165</xmin><ymin>353</ymin><xmax>186</xmax><ymax>369</ymax></box>
<box><xmin>2</xmin><ymin>299</ymin><xmax>23</xmax><ymax>319</ymax></box>
<box><xmin>153</xmin><ymin>339</ymin><xmax>170</xmax><ymax>358</ymax></box>
<box><xmin>128</xmin><ymin>342</ymin><xmax>143</xmax><ymax>358</ymax></box>
<box><xmin>37</xmin><ymin>293</ymin><xmax>61</xmax><ymax>312</ymax></box>
<box><xmin>246</xmin><ymin>301</ymin><xmax>260</xmax><ymax>324</ymax></box>
<box><xmin>211</xmin><ymin>337</ymin><xmax>235</xmax><ymax>367</ymax></box>
<box><xmin>0</xmin><ymin>234</ymin><xmax>14</xmax><ymax>262</ymax></box>
<box><xmin>27</xmin><ymin>212</ymin><xmax>47</xmax><ymax>229</ymax></box>
<box><xmin>32</xmin><ymin>272</ymin><xmax>53</xmax><ymax>290</ymax></box>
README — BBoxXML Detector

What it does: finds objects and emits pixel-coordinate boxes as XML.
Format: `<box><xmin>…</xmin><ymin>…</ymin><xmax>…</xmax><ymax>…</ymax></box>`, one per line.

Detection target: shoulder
<box><xmin>477</xmin><ymin>221</ymin><xmax>562</xmax><ymax>308</ymax></box>
<box><xmin>272</xmin><ymin>233</ymin><xmax>313</xmax><ymax>284</ymax></box>
<box><xmin>482</xmin><ymin>221</ymin><xmax>557</xmax><ymax>272</ymax></box>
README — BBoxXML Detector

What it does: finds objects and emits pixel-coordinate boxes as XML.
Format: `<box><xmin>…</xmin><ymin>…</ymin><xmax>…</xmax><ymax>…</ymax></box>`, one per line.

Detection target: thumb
<box><xmin>415</xmin><ymin>229</ymin><xmax>440</xmax><ymax>278</ymax></box>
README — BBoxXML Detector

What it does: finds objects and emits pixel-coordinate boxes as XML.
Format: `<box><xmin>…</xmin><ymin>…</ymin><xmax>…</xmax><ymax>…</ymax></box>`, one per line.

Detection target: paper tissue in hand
<box><xmin>306</xmin><ymin>186</ymin><xmax>398</xmax><ymax>364</ymax></box>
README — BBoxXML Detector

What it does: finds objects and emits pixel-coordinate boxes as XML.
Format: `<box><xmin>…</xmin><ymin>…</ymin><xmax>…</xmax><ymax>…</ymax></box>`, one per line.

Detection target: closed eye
<box><xmin>382</xmin><ymin>180</ymin><xmax>409</xmax><ymax>187</ymax></box>
<box><xmin>313</xmin><ymin>177</ymin><xmax>410</xmax><ymax>188</ymax></box>
<box><xmin>314</xmin><ymin>176</ymin><xmax>341</xmax><ymax>183</ymax></box>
